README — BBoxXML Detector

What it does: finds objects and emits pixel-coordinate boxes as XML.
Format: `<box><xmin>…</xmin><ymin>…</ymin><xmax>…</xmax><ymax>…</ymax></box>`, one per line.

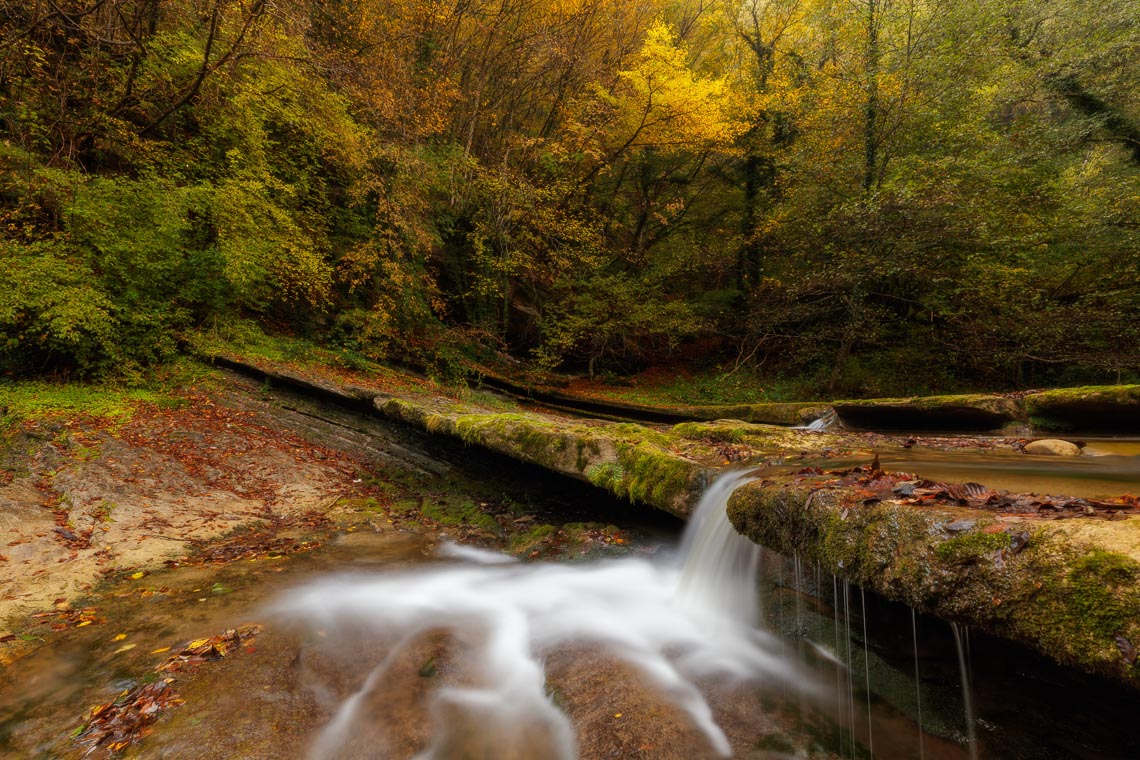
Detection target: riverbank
<box><xmin>0</xmin><ymin>369</ymin><xmax>663</xmax><ymax>662</ymax></box>
<box><xmin>200</xmin><ymin>353</ymin><xmax>1140</xmax><ymax>689</ymax></box>
<box><xmin>4</xmin><ymin>353</ymin><xmax>1139</xmax><ymax>691</ymax></box>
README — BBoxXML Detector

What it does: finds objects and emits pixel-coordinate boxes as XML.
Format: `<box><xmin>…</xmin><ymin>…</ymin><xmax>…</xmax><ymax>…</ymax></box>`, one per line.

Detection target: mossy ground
<box><xmin>0</xmin><ymin>360</ymin><xmax>217</xmax><ymax>430</ymax></box>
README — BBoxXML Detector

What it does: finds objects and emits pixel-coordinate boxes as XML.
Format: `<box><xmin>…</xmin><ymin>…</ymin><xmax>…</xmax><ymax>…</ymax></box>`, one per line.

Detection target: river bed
<box><xmin>2</xmin><ymin>380</ymin><xmax>1139</xmax><ymax>758</ymax></box>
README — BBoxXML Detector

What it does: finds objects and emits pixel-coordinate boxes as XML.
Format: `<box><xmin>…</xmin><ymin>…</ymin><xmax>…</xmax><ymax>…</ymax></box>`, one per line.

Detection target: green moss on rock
<box><xmin>1064</xmin><ymin>550</ymin><xmax>1137</xmax><ymax>640</ymax></box>
<box><xmin>376</xmin><ymin>393</ymin><xmax>706</xmax><ymax>517</ymax></box>
<box><xmin>833</xmin><ymin>393</ymin><xmax>1021</xmax><ymax>431</ymax></box>
<box><xmin>611</xmin><ymin>442</ymin><xmax>706</xmax><ymax>514</ymax></box>
<box><xmin>1024</xmin><ymin>385</ymin><xmax>1140</xmax><ymax>432</ymax></box>
<box><xmin>509</xmin><ymin>523</ymin><xmax>558</xmax><ymax>554</ymax></box>
<box><xmin>585</xmin><ymin>462</ymin><xmax>625</xmax><ymax>491</ymax></box>
<box><xmin>421</xmin><ymin>496</ymin><xmax>500</xmax><ymax>534</ymax></box>
<box><xmin>727</xmin><ymin>480</ymin><xmax>1140</xmax><ymax>687</ymax></box>
<box><xmin>935</xmin><ymin>530</ymin><xmax>1011</xmax><ymax>564</ymax></box>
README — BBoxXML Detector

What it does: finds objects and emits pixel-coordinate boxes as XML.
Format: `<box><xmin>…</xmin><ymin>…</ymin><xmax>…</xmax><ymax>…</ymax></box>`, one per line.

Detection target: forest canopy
<box><xmin>2</xmin><ymin>0</ymin><xmax>1138</xmax><ymax>394</ymax></box>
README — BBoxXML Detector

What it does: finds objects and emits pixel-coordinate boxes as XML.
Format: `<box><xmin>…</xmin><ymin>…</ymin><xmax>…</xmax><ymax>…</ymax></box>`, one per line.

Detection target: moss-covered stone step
<box><xmin>474</xmin><ymin>372</ymin><xmax>831</xmax><ymax>426</ymax></box>
<box><xmin>374</xmin><ymin>399</ymin><xmax>710</xmax><ymax>517</ymax></box>
<box><xmin>1025</xmin><ymin>385</ymin><xmax>1140</xmax><ymax>432</ymax></box>
<box><xmin>832</xmin><ymin>394</ymin><xmax>1022</xmax><ymax>431</ymax></box>
<box><xmin>211</xmin><ymin>354</ymin><xmax>844</xmax><ymax>518</ymax></box>
<box><xmin>727</xmin><ymin>480</ymin><xmax>1140</xmax><ymax>687</ymax></box>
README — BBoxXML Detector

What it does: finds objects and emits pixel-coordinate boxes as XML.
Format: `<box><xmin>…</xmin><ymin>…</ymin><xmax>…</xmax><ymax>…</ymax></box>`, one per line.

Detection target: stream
<box><xmin>794</xmin><ymin>441</ymin><xmax>1140</xmax><ymax>500</ymax></box>
<box><xmin>1</xmin><ymin>384</ymin><xmax>1139</xmax><ymax>759</ymax></box>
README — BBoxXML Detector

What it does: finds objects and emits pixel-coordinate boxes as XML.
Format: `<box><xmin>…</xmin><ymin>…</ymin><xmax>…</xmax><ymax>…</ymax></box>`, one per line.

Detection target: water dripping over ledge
<box><xmin>755</xmin><ymin>548</ymin><xmax>1140</xmax><ymax>760</ymax></box>
<box><xmin>3</xmin><ymin>465</ymin><xmax>1139</xmax><ymax>758</ymax></box>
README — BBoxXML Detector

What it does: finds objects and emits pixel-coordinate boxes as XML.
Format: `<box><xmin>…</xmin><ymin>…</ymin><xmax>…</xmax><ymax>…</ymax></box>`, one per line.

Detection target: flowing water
<box><xmin>795</xmin><ymin>443</ymin><xmax>1140</xmax><ymax>499</ymax></box>
<box><xmin>796</xmin><ymin>410</ymin><xmax>839</xmax><ymax>431</ymax></box>
<box><xmin>273</xmin><ymin>470</ymin><xmax>799</xmax><ymax>759</ymax></box>
<box><xmin>950</xmin><ymin>624</ymin><xmax>978</xmax><ymax>760</ymax></box>
<box><xmin>3</xmin><ymin>384</ymin><xmax>1140</xmax><ymax>758</ymax></box>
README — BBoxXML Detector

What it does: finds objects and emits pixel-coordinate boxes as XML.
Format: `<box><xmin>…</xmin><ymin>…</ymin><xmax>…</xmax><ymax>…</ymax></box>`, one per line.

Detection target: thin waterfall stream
<box><xmin>951</xmin><ymin>623</ymin><xmax>979</xmax><ymax>760</ymax></box>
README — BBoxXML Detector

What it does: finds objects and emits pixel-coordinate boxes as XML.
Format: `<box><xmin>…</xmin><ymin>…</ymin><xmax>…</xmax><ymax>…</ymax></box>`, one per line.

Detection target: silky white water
<box><xmin>271</xmin><ymin>470</ymin><xmax>805</xmax><ymax>759</ymax></box>
<box><xmin>795</xmin><ymin>409</ymin><xmax>838</xmax><ymax>431</ymax></box>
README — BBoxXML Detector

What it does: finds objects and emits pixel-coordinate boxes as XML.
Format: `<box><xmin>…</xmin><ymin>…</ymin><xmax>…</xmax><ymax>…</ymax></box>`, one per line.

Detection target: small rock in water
<box><xmin>1024</xmin><ymin>439</ymin><xmax>1081</xmax><ymax>457</ymax></box>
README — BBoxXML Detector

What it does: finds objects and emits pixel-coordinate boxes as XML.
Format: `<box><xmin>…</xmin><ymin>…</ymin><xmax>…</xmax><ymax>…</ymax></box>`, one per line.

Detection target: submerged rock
<box><xmin>1024</xmin><ymin>439</ymin><xmax>1082</xmax><ymax>456</ymax></box>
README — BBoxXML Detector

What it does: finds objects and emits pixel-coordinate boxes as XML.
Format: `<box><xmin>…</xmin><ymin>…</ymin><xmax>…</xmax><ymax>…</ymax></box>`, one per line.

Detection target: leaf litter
<box><xmin>74</xmin><ymin>624</ymin><xmax>262</xmax><ymax>757</ymax></box>
<box><xmin>792</xmin><ymin>462</ymin><xmax>1138</xmax><ymax>520</ymax></box>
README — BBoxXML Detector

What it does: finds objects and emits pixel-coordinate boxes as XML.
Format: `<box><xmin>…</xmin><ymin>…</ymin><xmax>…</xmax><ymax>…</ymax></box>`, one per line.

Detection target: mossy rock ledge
<box><xmin>467</xmin><ymin>368</ymin><xmax>829</xmax><ymax>426</ymax></box>
<box><xmin>376</xmin><ymin>399</ymin><xmax>708</xmax><ymax>517</ymax></box>
<box><xmin>1024</xmin><ymin>385</ymin><xmax>1140</xmax><ymax>432</ymax></box>
<box><xmin>207</xmin><ymin>354</ymin><xmax>722</xmax><ymax>517</ymax></box>
<box><xmin>832</xmin><ymin>393</ymin><xmax>1022</xmax><ymax>431</ymax></box>
<box><xmin>727</xmin><ymin>480</ymin><xmax>1140</xmax><ymax>686</ymax></box>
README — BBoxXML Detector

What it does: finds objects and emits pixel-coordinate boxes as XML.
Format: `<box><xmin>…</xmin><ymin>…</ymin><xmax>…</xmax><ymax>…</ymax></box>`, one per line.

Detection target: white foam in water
<box><xmin>272</xmin><ymin>470</ymin><xmax>805</xmax><ymax>759</ymax></box>
<box><xmin>794</xmin><ymin>409</ymin><xmax>838</xmax><ymax>431</ymax></box>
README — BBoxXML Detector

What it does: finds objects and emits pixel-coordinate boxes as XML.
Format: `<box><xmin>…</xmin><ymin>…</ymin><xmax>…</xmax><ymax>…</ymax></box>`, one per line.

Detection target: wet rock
<box><xmin>726</xmin><ymin>480</ymin><xmax>1140</xmax><ymax>688</ymax></box>
<box><xmin>892</xmin><ymin>481</ymin><xmax>918</xmax><ymax>497</ymax></box>
<box><xmin>1025</xmin><ymin>385</ymin><xmax>1140</xmax><ymax>432</ymax></box>
<box><xmin>1024</xmin><ymin>439</ymin><xmax>1082</xmax><ymax>457</ymax></box>
<box><xmin>1007</xmin><ymin>530</ymin><xmax>1030</xmax><ymax>554</ymax></box>
<box><xmin>945</xmin><ymin>518</ymin><xmax>976</xmax><ymax>533</ymax></box>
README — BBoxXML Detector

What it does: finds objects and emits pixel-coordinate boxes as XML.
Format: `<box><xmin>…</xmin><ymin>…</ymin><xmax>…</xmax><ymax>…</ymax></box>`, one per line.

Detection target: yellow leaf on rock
<box><xmin>111</xmin><ymin>633</ymin><xmax>127</xmax><ymax>641</ymax></box>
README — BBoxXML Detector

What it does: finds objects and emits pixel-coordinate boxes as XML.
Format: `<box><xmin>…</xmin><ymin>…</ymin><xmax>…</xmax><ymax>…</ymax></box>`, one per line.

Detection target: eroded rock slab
<box><xmin>1025</xmin><ymin>385</ymin><xmax>1140</xmax><ymax>432</ymax></box>
<box><xmin>727</xmin><ymin>478</ymin><xmax>1140</xmax><ymax>687</ymax></box>
<box><xmin>833</xmin><ymin>394</ymin><xmax>1023</xmax><ymax>431</ymax></box>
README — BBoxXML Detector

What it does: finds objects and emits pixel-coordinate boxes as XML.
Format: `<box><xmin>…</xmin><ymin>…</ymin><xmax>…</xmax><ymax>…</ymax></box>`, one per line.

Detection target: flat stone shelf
<box><xmin>209</xmin><ymin>353</ymin><xmax>1140</xmax><ymax>687</ymax></box>
<box><xmin>728</xmin><ymin>479</ymin><xmax>1140</xmax><ymax>688</ymax></box>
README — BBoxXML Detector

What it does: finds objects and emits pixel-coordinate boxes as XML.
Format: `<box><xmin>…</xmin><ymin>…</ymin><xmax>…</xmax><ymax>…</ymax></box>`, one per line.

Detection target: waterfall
<box><xmin>795</xmin><ymin>408</ymin><xmax>839</xmax><ymax>431</ymax></box>
<box><xmin>951</xmin><ymin>622</ymin><xmax>979</xmax><ymax>760</ymax></box>
<box><xmin>272</xmin><ymin>470</ymin><xmax>800</xmax><ymax>760</ymax></box>
<box><xmin>675</xmin><ymin>469</ymin><xmax>762</xmax><ymax>624</ymax></box>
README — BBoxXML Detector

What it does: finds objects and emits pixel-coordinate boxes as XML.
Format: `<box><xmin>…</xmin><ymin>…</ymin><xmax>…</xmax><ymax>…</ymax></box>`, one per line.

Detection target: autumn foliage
<box><xmin>1</xmin><ymin>0</ymin><xmax>1137</xmax><ymax>391</ymax></box>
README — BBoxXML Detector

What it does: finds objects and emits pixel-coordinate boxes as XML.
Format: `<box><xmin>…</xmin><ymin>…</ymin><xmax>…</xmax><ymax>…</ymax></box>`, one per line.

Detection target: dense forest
<box><xmin>1</xmin><ymin>0</ymin><xmax>1138</xmax><ymax>394</ymax></box>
